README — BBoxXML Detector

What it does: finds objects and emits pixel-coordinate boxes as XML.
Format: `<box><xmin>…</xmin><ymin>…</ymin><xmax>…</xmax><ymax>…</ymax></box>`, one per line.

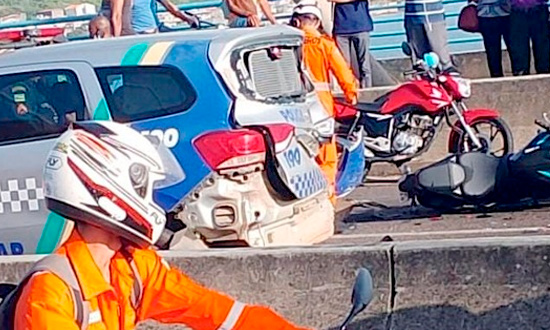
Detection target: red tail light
<box><xmin>0</xmin><ymin>30</ymin><xmax>23</xmax><ymax>42</ymax></box>
<box><xmin>27</xmin><ymin>27</ymin><xmax>65</xmax><ymax>38</ymax></box>
<box><xmin>193</xmin><ymin>129</ymin><xmax>266</xmax><ymax>170</ymax></box>
<box><xmin>0</xmin><ymin>27</ymin><xmax>64</xmax><ymax>42</ymax></box>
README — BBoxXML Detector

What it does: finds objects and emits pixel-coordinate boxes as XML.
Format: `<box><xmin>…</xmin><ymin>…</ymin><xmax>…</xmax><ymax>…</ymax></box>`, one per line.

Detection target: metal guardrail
<box><xmin>0</xmin><ymin>0</ymin><xmax>482</xmax><ymax>52</ymax></box>
<box><xmin>0</xmin><ymin>0</ymin><xmax>223</xmax><ymax>30</ymax></box>
<box><xmin>368</xmin><ymin>0</ymin><xmax>483</xmax><ymax>52</ymax></box>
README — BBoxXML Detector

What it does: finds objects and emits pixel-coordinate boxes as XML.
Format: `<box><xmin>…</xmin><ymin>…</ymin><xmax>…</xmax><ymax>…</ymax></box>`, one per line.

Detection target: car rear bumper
<box><xmin>178</xmin><ymin>169</ymin><xmax>334</xmax><ymax>247</ymax></box>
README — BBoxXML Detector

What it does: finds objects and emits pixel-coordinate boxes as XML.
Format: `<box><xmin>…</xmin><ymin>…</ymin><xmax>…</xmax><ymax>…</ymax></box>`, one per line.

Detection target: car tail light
<box><xmin>264</xmin><ymin>123</ymin><xmax>294</xmax><ymax>152</ymax></box>
<box><xmin>0</xmin><ymin>30</ymin><xmax>23</xmax><ymax>42</ymax></box>
<box><xmin>0</xmin><ymin>27</ymin><xmax>64</xmax><ymax>42</ymax></box>
<box><xmin>193</xmin><ymin>129</ymin><xmax>266</xmax><ymax>170</ymax></box>
<box><xmin>26</xmin><ymin>27</ymin><xmax>65</xmax><ymax>38</ymax></box>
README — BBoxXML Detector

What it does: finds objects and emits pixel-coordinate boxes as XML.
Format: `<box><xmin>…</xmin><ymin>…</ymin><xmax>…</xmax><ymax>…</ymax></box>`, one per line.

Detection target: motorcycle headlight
<box><xmin>455</xmin><ymin>78</ymin><xmax>471</xmax><ymax>98</ymax></box>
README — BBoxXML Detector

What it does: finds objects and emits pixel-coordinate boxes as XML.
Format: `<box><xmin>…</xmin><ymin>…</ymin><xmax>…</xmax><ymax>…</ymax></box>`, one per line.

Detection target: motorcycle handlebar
<box><xmin>535</xmin><ymin>119</ymin><xmax>550</xmax><ymax>130</ymax></box>
<box><xmin>403</xmin><ymin>67</ymin><xmax>437</xmax><ymax>81</ymax></box>
<box><xmin>403</xmin><ymin>69</ymin><xmax>418</xmax><ymax>76</ymax></box>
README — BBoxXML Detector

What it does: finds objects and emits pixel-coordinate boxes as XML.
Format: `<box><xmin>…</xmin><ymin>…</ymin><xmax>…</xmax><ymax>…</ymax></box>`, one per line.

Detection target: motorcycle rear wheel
<box><xmin>455</xmin><ymin>118</ymin><xmax>513</xmax><ymax>157</ymax></box>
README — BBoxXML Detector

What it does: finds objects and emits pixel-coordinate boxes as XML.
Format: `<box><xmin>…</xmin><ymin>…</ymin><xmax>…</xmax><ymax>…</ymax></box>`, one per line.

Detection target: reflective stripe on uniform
<box><xmin>312</xmin><ymin>82</ymin><xmax>331</xmax><ymax>91</ymax></box>
<box><xmin>218</xmin><ymin>301</ymin><xmax>246</xmax><ymax>330</ymax></box>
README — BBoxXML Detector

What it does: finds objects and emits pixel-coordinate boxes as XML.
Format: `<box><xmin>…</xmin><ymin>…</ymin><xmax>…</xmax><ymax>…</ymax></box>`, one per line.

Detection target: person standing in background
<box><xmin>151</xmin><ymin>0</ymin><xmax>200</xmax><ymax>31</ymax></box>
<box><xmin>89</xmin><ymin>14</ymin><xmax>114</xmax><ymax>38</ymax></box>
<box><xmin>223</xmin><ymin>0</ymin><xmax>278</xmax><ymax>27</ymax></box>
<box><xmin>99</xmin><ymin>0</ymin><xmax>134</xmax><ymax>36</ymax></box>
<box><xmin>329</xmin><ymin>0</ymin><xmax>374</xmax><ymax>88</ymax></box>
<box><xmin>508</xmin><ymin>0</ymin><xmax>550</xmax><ymax>75</ymax></box>
<box><xmin>472</xmin><ymin>0</ymin><xmax>512</xmax><ymax>77</ymax></box>
<box><xmin>404</xmin><ymin>0</ymin><xmax>457</xmax><ymax>72</ymax></box>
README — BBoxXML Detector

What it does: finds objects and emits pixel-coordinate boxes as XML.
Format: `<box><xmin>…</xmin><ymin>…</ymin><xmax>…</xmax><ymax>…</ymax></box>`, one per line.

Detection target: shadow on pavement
<box><xmin>329</xmin><ymin>294</ymin><xmax>550</xmax><ymax>330</ymax></box>
<box><xmin>344</xmin><ymin>204</ymin><xmax>442</xmax><ymax>223</ymax></box>
<box><xmin>342</xmin><ymin>198</ymin><xmax>550</xmax><ymax>224</ymax></box>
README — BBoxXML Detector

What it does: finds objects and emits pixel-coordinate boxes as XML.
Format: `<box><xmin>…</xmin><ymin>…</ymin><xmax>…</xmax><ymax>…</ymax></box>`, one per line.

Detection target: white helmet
<box><xmin>292</xmin><ymin>0</ymin><xmax>323</xmax><ymax>20</ymax></box>
<box><xmin>43</xmin><ymin>121</ymin><xmax>185</xmax><ymax>247</ymax></box>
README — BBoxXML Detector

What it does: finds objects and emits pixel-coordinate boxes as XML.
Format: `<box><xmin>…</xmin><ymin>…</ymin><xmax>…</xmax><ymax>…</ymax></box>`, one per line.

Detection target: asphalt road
<box><xmin>326</xmin><ymin>182</ymin><xmax>550</xmax><ymax>245</ymax></box>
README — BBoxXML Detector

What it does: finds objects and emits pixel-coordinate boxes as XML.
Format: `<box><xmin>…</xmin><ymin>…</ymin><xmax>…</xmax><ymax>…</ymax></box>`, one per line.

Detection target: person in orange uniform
<box><xmin>290</xmin><ymin>0</ymin><xmax>358</xmax><ymax>205</ymax></box>
<box><xmin>15</xmin><ymin>122</ymin><xmax>312</xmax><ymax>330</ymax></box>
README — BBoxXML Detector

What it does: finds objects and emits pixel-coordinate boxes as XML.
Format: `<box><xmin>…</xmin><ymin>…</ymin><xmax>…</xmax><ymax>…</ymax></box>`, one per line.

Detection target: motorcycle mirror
<box><xmin>423</xmin><ymin>52</ymin><xmax>440</xmax><ymax>69</ymax></box>
<box><xmin>339</xmin><ymin>268</ymin><xmax>374</xmax><ymax>330</ymax></box>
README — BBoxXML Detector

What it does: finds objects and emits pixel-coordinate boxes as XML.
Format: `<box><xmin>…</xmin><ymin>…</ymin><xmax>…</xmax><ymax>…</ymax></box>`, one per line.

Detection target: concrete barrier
<box><xmin>379</xmin><ymin>50</ymin><xmax>519</xmax><ymax>81</ymax></box>
<box><xmin>1</xmin><ymin>236</ymin><xmax>550</xmax><ymax>329</ymax></box>
<box><xmin>356</xmin><ymin>74</ymin><xmax>550</xmax><ymax>176</ymax></box>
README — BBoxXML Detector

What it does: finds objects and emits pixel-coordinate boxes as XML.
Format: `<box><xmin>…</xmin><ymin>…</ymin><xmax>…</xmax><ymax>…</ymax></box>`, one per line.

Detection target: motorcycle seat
<box><xmin>418</xmin><ymin>161</ymin><xmax>466</xmax><ymax>191</ymax></box>
<box><xmin>354</xmin><ymin>100</ymin><xmax>384</xmax><ymax>113</ymax></box>
<box><xmin>457</xmin><ymin>152</ymin><xmax>500</xmax><ymax>197</ymax></box>
<box><xmin>333</xmin><ymin>97</ymin><xmax>385</xmax><ymax>113</ymax></box>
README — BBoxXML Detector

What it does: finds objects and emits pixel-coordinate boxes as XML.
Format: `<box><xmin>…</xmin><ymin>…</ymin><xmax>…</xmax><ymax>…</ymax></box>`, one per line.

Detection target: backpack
<box><xmin>0</xmin><ymin>252</ymin><xmax>142</xmax><ymax>329</ymax></box>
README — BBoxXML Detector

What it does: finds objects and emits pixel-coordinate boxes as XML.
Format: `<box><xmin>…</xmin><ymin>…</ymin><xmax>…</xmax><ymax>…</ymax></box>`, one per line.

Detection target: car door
<box><xmin>0</xmin><ymin>62</ymin><xmax>101</xmax><ymax>255</ymax></box>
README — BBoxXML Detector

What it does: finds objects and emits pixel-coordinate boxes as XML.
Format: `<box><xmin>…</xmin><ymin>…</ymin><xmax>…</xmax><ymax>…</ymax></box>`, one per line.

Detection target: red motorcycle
<box><xmin>336</xmin><ymin>42</ymin><xmax>513</xmax><ymax>177</ymax></box>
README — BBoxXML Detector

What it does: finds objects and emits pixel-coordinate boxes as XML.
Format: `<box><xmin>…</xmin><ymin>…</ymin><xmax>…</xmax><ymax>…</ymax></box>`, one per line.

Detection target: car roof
<box><xmin>0</xmin><ymin>25</ymin><xmax>303</xmax><ymax>69</ymax></box>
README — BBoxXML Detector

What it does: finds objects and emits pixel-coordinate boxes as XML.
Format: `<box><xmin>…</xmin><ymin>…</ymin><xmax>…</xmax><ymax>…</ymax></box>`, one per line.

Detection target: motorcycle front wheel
<box><xmin>454</xmin><ymin>118</ymin><xmax>513</xmax><ymax>157</ymax></box>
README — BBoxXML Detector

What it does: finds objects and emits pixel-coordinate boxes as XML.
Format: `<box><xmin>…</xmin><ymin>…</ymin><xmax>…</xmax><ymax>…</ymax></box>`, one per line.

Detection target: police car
<box><xmin>0</xmin><ymin>25</ymin><xmax>336</xmax><ymax>255</ymax></box>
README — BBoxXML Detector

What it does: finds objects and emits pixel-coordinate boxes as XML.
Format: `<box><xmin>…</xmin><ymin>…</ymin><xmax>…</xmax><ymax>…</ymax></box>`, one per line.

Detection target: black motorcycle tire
<box><xmin>416</xmin><ymin>191</ymin><xmax>465</xmax><ymax>211</ymax></box>
<box><xmin>455</xmin><ymin>118</ymin><xmax>513</xmax><ymax>157</ymax></box>
<box><xmin>361</xmin><ymin>161</ymin><xmax>372</xmax><ymax>183</ymax></box>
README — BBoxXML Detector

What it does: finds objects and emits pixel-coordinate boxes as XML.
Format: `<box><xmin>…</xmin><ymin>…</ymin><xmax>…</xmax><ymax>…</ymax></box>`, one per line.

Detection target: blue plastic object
<box><xmin>424</xmin><ymin>52</ymin><xmax>440</xmax><ymax>68</ymax></box>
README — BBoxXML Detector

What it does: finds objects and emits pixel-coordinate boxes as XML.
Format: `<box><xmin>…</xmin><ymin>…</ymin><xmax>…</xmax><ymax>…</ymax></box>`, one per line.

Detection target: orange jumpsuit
<box><xmin>15</xmin><ymin>230</ymin><xmax>311</xmax><ymax>330</ymax></box>
<box><xmin>301</xmin><ymin>26</ymin><xmax>358</xmax><ymax>205</ymax></box>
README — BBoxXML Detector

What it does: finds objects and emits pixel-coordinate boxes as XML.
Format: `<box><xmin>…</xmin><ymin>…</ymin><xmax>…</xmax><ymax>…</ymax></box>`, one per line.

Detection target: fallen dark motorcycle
<box><xmin>398</xmin><ymin>115</ymin><xmax>550</xmax><ymax>211</ymax></box>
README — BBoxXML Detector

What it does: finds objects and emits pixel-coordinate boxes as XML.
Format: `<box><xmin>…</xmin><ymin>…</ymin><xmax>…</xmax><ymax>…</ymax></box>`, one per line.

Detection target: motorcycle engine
<box><xmin>392</xmin><ymin>114</ymin><xmax>433</xmax><ymax>155</ymax></box>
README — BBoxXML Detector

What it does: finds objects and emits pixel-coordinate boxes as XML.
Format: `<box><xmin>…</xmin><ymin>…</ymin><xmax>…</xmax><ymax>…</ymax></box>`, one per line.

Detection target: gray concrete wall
<box><xmin>355</xmin><ymin>74</ymin><xmax>550</xmax><ymax>176</ymax></box>
<box><xmin>379</xmin><ymin>51</ymin><xmax>517</xmax><ymax>82</ymax></box>
<box><xmin>2</xmin><ymin>236</ymin><xmax>550</xmax><ymax>329</ymax></box>
<box><xmin>378</xmin><ymin>49</ymin><xmax>544</xmax><ymax>82</ymax></box>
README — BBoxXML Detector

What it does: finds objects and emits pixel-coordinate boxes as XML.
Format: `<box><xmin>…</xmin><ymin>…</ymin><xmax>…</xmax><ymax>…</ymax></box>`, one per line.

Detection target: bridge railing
<box><xmin>0</xmin><ymin>0</ymin><xmax>480</xmax><ymax>56</ymax></box>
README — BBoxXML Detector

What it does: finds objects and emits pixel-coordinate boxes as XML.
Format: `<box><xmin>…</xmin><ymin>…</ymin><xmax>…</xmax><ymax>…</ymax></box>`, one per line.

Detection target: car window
<box><xmin>95</xmin><ymin>66</ymin><xmax>197</xmax><ymax>123</ymax></box>
<box><xmin>240</xmin><ymin>46</ymin><xmax>314</xmax><ymax>101</ymax></box>
<box><xmin>0</xmin><ymin>70</ymin><xmax>87</xmax><ymax>144</ymax></box>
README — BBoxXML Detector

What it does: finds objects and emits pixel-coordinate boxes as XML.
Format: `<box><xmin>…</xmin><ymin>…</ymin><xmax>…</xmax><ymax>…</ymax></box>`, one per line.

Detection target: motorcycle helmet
<box><xmin>43</xmin><ymin>121</ymin><xmax>184</xmax><ymax>247</ymax></box>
